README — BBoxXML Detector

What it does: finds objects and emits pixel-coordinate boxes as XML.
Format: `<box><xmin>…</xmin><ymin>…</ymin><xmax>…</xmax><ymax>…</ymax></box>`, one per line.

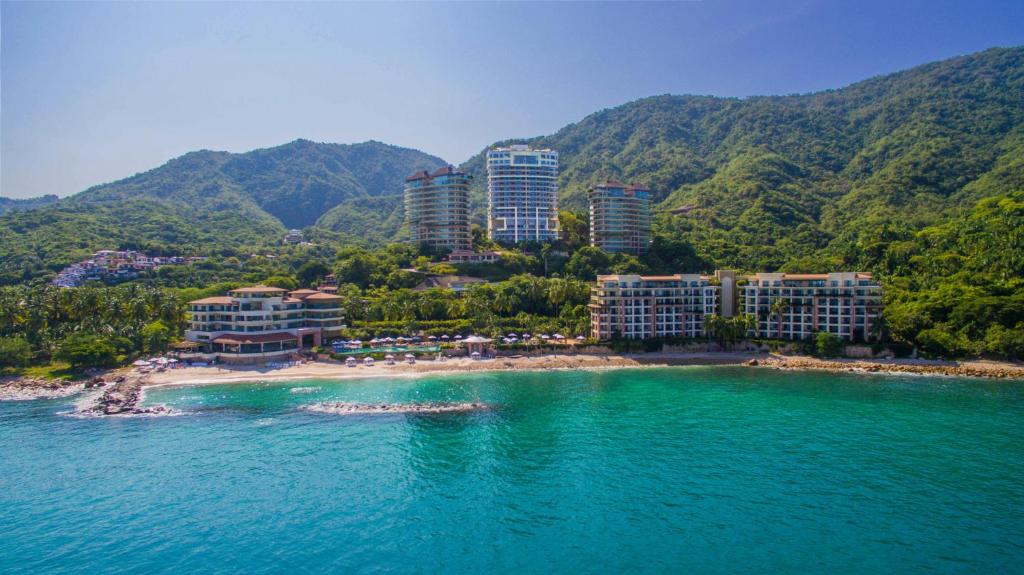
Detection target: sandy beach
<box><xmin>143</xmin><ymin>352</ymin><xmax>1024</xmax><ymax>387</ymax></box>
<box><xmin>143</xmin><ymin>353</ymin><xmax>756</xmax><ymax>387</ymax></box>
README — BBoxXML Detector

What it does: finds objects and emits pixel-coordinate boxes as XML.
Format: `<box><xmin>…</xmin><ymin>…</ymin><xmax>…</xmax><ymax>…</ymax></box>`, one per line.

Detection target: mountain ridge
<box><xmin>1</xmin><ymin>46</ymin><xmax>1022</xmax><ymax>286</ymax></box>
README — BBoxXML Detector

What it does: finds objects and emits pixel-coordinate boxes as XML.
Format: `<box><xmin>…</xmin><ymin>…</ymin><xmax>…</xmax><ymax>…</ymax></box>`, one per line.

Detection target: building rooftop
<box><xmin>303</xmin><ymin>292</ymin><xmax>343</xmax><ymax>301</ymax></box>
<box><xmin>188</xmin><ymin>296</ymin><xmax>234</xmax><ymax>305</ymax></box>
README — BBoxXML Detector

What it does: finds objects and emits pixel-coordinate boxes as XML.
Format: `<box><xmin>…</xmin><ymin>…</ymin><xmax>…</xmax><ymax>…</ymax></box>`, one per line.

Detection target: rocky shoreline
<box><xmin>75</xmin><ymin>374</ymin><xmax>173</xmax><ymax>416</ymax></box>
<box><xmin>750</xmin><ymin>356</ymin><xmax>1024</xmax><ymax>379</ymax></box>
<box><xmin>302</xmin><ymin>401</ymin><xmax>492</xmax><ymax>415</ymax></box>
<box><xmin>0</xmin><ymin>376</ymin><xmax>87</xmax><ymax>401</ymax></box>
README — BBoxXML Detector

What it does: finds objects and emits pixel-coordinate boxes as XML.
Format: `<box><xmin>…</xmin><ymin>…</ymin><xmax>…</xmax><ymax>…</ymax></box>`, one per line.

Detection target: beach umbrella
<box><xmin>132</xmin><ymin>360</ymin><xmax>150</xmax><ymax>367</ymax></box>
<box><xmin>471</xmin><ymin>351</ymin><xmax>481</xmax><ymax>358</ymax></box>
<box><xmin>441</xmin><ymin>335</ymin><xmax>450</xmax><ymax>340</ymax></box>
<box><xmin>507</xmin><ymin>333</ymin><xmax>517</xmax><ymax>337</ymax></box>
<box><xmin>147</xmin><ymin>357</ymin><xmax>161</xmax><ymax>363</ymax></box>
<box><xmin>522</xmin><ymin>333</ymin><xmax>531</xmax><ymax>339</ymax></box>
<box><xmin>553</xmin><ymin>334</ymin><xmax>565</xmax><ymax>339</ymax></box>
<box><xmin>428</xmin><ymin>335</ymin><xmax>438</xmax><ymax>340</ymax></box>
<box><xmin>168</xmin><ymin>358</ymin><xmax>179</xmax><ymax>363</ymax></box>
<box><xmin>540</xmin><ymin>334</ymin><xmax>550</xmax><ymax>340</ymax></box>
<box><xmin>454</xmin><ymin>335</ymin><xmax>463</xmax><ymax>340</ymax></box>
<box><xmin>385</xmin><ymin>354</ymin><xmax>395</xmax><ymax>359</ymax></box>
<box><xmin>363</xmin><ymin>357</ymin><xmax>374</xmax><ymax>364</ymax></box>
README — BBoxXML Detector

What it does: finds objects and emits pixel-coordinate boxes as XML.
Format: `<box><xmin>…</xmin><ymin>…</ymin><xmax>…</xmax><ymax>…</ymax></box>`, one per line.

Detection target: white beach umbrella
<box><xmin>553</xmin><ymin>334</ymin><xmax>565</xmax><ymax>339</ymax></box>
<box><xmin>454</xmin><ymin>335</ymin><xmax>463</xmax><ymax>340</ymax></box>
<box><xmin>428</xmin><ymin>335</ymin><xmax>438</xmax><ymax>340</ymax></box>
<box><xmin>441</xmin><ymin>335</ymin><xmax>450</xmax><ymax>340</ymax></box>
<box><xmin>540</xmin><ymin>334</ymin><xmax>550</xmax><ymax>340</ymax></box>
<box><xmin>385</xmin><ymin>354</ymin><xmax>395</xmax><ymax>359</ymax></box>
<box><xmin>132</xmin><ymin>359</ymin><xmax>150</xmax><ymax>367</ymax></box>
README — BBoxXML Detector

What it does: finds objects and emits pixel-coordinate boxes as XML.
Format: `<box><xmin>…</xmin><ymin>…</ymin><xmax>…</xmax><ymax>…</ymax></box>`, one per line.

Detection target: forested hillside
<box><xmin>0</xmin><ymin>140</ymin><xmax>444</xmax><ymax>284</ymax></box>
<box><xmin>0</xmin><ymin>195</ymin><xmax>59</xmax><ymax>216</ymax></box>
<box><xmin>1</xmin><ymin>47</ymin><xmax>1021</xmax><ymax>357</ymax></box>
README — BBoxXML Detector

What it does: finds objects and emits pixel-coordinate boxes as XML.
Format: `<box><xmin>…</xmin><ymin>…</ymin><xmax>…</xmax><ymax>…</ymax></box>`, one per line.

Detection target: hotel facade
<box><xmin>404</xmin><ymin>166</ymin><xmax>472</xmax><ymax>251</ymax></box>
<box><xmin>589</xmin><ymin>274</ymin><xmax>721</xmax><ymax>340</ymax></box>
<box><xmin>589</xmin><ymin>270</ymin><xmax>882</xmax><ymax>342</ymax></box>
<box><xmin>740</xmin><ymin>272</ymin><xmax>883</xmax><ymax>342</ymax></box>
<box><xmin>185</xmin><ymin>286</ymin><xmax>344</xmax><ymax>362</ymax></box>
<box><xmin>588</xmin><ymin>181</ymin><xmax>652</xmax><ymax>254</ymax></box>
<box><xmin>486</xmin><ymin>145</ymin><xmax>560</xmax><ymax>243</ymax></box>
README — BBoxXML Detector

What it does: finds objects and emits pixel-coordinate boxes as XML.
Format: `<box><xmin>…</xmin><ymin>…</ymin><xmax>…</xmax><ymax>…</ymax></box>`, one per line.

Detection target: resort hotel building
<box><xmin>588</xmin><ymin>181</ymin><xmax>652</xmax><ymax>254</ymax></box>
<box><xmin>486</xmin><ymin>145</ymin><xmax>560</xmax><ymax>243</ymax></box>
<box><xmin>184</xmin><ymin>286</ymin><xmax>345</xmax><ymax>362</ymax></box>
<box><xmin>589</xmin><ymin>270</ymin><xmax>882</xmax><ymax>343</ymax></box>
<box><xmin>589</xmin><ymin>274</ymin><xmax>722</xmax><ymax>340</ymax></box>
<box><xmin>404</xmin><ymin>166</ymin><xmax>472</xmax><ymax>251</ymax></box>
<box><xmin>741</xmin><ymin>272</ymin><xmax>883</xmax><ymax>342</ymax></box>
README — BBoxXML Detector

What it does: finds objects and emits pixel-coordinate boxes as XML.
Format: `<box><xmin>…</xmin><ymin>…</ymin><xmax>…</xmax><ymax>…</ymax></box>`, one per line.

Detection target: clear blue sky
<box><xmin>2</xmin><ymin>0</ymin><xmax>1022</xmax><ymax>199</ymax></box>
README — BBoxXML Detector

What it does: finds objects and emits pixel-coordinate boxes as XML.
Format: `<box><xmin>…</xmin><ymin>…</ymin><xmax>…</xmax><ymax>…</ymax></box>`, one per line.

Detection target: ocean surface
<box><xmin>2</xmin><ymin>367</ymin><xmax>1023</xmax><ymax>574</ymax></box>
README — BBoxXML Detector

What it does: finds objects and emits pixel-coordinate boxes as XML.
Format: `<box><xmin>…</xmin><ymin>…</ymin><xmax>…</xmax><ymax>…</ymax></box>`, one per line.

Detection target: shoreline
<box><xmin>143</xmin><ymin>352</ymin><xmax>1024</xmax><ymax>388</ymax></box>
<box><xmin>4</xmin><ymin>353</ymin><xmax>1022</xmax><ymax>404</ymax></box>
<box><xmin>143</xmin><ymin>353</ymin><xmax>752</xmax><ymax>388</ymax></box>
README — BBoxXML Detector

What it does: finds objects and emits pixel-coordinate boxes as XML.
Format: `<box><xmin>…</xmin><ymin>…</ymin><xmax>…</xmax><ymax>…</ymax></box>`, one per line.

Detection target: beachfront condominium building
<box><xmin>588</xmin><ymin>181</ymin><xmax>652</xmax><ymax>254</ymax></box>
<box><xmin>404</xmin><ymin>166</ymin><xmax>472</xmax><ymax>251</ymax></box>
<box><xmin>589</xmin><ymin>274</ymin><xmax>720</xmax><ymax>340</ymax></box>
<box><xmin>741</xmin><ymin>272</ymin><xmax>883</xmax><ymax>342</ymax></box>
<box><xmin>184</xmin><ymin>286</ymin><xmax>345</xmax><ymax>362</ymax></box>
<box><xmin>487</xmin><ymin>145</ymin><xmax>559</xmax><ymax>243</ymax></box>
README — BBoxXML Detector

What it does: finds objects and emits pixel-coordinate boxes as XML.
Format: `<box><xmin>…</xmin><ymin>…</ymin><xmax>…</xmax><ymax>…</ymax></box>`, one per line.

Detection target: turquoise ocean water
<box><xmin>2</xmin><ymin>367</ymin><xmax>1022</xmax><ymax>574</ymax></box>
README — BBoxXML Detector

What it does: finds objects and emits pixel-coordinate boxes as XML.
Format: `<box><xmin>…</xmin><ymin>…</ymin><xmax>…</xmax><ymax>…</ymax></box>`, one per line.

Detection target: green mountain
<box><xmin>0</xmin><ymin>140</ymin><xmax>445</xmax><ymax>284</ymax></box>
<box><xmin>0</xmin><ymin>195</ymin><xmax>59</xmax><ymax>215</ymax></box>
<box><xmin>461</xmin><ymin>46</ymin><xmax>1023</xmax><ymax>272</ymax></box>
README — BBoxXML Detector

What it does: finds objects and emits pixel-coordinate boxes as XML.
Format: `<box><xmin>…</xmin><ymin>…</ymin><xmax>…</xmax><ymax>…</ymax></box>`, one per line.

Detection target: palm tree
<box><xmin>770</xmin><ymin>298</ymin><xmax>791</xmax><ymax>339</ymax></box>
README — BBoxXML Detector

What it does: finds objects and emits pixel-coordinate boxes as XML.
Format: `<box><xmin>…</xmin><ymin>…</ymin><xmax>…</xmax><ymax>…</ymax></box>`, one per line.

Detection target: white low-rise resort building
<box><xmin>184</xmin><ymin>286</ymin><xmax>345</xmax><ymax>363</ymax></box>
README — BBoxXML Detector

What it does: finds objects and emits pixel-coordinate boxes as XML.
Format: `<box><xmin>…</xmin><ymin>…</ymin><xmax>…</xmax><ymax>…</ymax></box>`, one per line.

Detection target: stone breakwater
<box><xmin>76</xmin><ymin>374</ymin><xmax>173</xmax><ymax>416</ymax></box>
<box><xmin>751</xmin><ymin>356</ymin><xmax>1024</xmax><ymax>379</ymax></box>
<box><xmin>302</xmin><ymin>402</ymin><xmax>492</xmax><ymax>415</ymax></box>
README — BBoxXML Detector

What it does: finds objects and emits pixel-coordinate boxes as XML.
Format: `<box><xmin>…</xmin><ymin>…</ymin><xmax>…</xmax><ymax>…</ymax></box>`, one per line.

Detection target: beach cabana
<box><xmin>363</xmin><ymin>357</ymin><xmax>375</xmax><ymax>366</ymax></box>
<box><xmin>404</xmin><ymin>353</ymin><xmax>416</xmax><ymax>364</ymax></box>
<box><xmin>385</xmin><ymin>354</ymin><xmax>395</xmax><ymax>365</ymax></box>
<box><xmin>461</xmin><ymin>335</ymin><xmax>493</xmax><ymax>358</ymax></box>
<box><xmin>345</xmin><ymin>357</ymin><xmax>357</xmax><ymax>367</ymax></box>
